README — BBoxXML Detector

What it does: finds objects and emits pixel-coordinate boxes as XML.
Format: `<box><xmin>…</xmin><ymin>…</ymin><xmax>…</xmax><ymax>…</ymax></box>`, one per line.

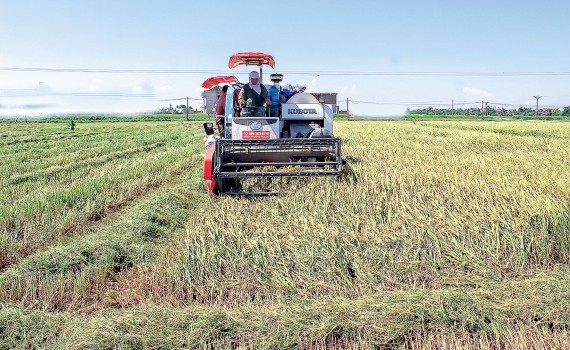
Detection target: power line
<box><xmin>349</xmin><ymin>99</ymin><xmax>567</xmax><ymax>109</ymax></box>
<box><xmin>0</xmin><ymin>89</ymin><xmax>198</xmax><ymax>101</ymax></box>
<box><xmin>285</xmin><ymin>71</ymin><xmax>570</xmax><ymax>77</ymax></box>
<box><xmin>0</xmin><ymin>92</ymin><xmax>155</xmax><ymax>98</ymax></box>
<box><xmin>0</xmin><ymin>67</ymin><xmax>220</xmax><ymax>74</ymax></box>
<box><xmin>0</xmin><ymin>86</ymin><xmax>565</xmax><ymax>110</ymax></box>
<box><xmin>349</xmin><ymin>99</ymin><xmax>482</xmax><ymax>106</ymax></box>
<box><xmin>2</xmin><ymin>66</ymin><xmax>570</xmax><ymax>76</ymax></box>
<box><xmin>160</xmin><ymin>97</ymin><xmax>202</xmax><ymax>101</ymax></box>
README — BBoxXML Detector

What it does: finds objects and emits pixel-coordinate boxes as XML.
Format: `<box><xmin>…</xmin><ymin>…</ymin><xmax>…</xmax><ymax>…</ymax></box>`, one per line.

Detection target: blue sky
<box><xmin>1</xmin><ymin>0</ymin><xmax>569</xmax><ymax>116</ymax></box>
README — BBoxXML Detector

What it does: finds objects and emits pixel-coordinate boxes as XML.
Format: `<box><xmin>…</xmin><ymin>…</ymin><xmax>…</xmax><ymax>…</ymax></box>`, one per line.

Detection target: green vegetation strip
<box><xmin>2</xmin><ymin>268</ymin><xmax>570</xmax><ymax>349</ymax></box>
<box><xmin>0</xmin><ymin>124</ymin><xmax>183</xmax><ymax>172</ymax></box>
<box><xmin>6</xmin><ymin>142</ymin><xmax>166</xmax><ymax>185</ymax></box>
<box><xmin>405</xmin><ymin>114</ymin><xmax>570</xmax><ymax>121</ymax></box>
<box><xmin>0</xmin><ymin>165</ymin><xmax>208</xmax><ymax>309</ymax></box>
<box><xmin>0</xmin><ymin>113</ymin><xmax>211</xmax><ymax>124</ymax></box>
<box><xmin>0</xmin><ymin>122</ymin><xmax>204</xmax><ymax>269</ymax></box>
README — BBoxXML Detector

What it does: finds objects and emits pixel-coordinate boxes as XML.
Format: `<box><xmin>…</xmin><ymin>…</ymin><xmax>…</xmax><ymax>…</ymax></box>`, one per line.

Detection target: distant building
<box><xmin>201</xmin><ymin>86</ymin><xmax>221</xmax><ymax>115</ymax></box>
<box><xmin>310</xmin><ymin>93</ymin><xmax>338</xmax><ymax>113</ymax></box>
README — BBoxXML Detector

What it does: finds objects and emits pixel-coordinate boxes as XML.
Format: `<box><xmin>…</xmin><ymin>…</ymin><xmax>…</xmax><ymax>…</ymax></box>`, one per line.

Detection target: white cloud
<box><xmin>337</xmin><ymin>84</ymin><xmax>358</xmax><ymax>95</ymax></box>
<box><xmin>158</xmin><ymin>85</ymin><xmax>173</xmax><ymax>91</ymax></box>
<box><xmin>132</xmin><ymin>81</ymin><xmax>154</xmax><ymax>94</ymax></box>
<box><xmin>463</xmin><ymin>87</ymin><xmax>493</xmax><ymax>98</ymax></box>
<box><xmin>87</xmin><ymin>79</ymin><xmax>103</xmax><ymax>91</ymax></box>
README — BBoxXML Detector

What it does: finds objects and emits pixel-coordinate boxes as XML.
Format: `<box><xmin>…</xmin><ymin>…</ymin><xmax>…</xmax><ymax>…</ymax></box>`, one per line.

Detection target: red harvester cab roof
<box><xmin>201</xmin><ymin>75</ymin><xmax>238</xmax><ymax>90</ymax></box>
<box><xmin>228</xmin><ymin>52</ymin><xmax>275</xmax><ymax>69</ymax></box>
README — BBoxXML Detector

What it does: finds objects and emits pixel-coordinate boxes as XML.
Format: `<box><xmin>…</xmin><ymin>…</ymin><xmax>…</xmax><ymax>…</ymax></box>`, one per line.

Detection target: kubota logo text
<box><xmin>288</xmin><ymin>108</ymin><xmax>317</xmax><ymax>115</ymax></box>
<box><xmin>249</xmin><ymin>121</ymin><xmax>263</xmax><ymax>130</ymax></box>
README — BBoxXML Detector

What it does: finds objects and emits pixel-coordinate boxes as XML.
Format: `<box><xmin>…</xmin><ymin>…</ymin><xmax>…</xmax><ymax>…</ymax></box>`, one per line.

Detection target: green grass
<box><xmin>0</xmin><ymin>167</ymin><xmax>207</xmax><ymax>311</ymax></box>
<box><xmin>1</xmin><ymin>120</ymin><xmax>570</xmax><ymax>349</ymax></box>
<box><xmin>0</xmin><ymin>113</ymin><xmax>212</xmax><ymax>123</ymax></box>
<box><xmin>405</xmin><ymin>113</ymin><xmax>570</xmax><ymax>121</ymax></box>
<box><xmin>0</xmin><ymin>122</ymin><xmax>204</xmax><ymax>269</ymax></box>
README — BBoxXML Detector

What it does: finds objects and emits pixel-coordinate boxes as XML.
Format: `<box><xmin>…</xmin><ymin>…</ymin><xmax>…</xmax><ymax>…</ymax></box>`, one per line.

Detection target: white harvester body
<box><xmin>202</xmin><ymin>53</ymin><xmax>343</xmax><ymax>195</ymax></box>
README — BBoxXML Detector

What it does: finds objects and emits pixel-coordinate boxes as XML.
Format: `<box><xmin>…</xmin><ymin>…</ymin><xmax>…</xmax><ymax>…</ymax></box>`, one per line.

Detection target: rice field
<box><xmin>1</xmin><ymin>119</ymin><xmax>569</xmax><ymax>349</ymax></box>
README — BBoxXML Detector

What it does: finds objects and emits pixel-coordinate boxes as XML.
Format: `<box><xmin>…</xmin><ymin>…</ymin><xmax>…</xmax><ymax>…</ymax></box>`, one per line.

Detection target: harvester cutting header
<box><xmin>202</xmin><ymin>52</ymin><xmax>344</xmax><ymax>195</ymax></box>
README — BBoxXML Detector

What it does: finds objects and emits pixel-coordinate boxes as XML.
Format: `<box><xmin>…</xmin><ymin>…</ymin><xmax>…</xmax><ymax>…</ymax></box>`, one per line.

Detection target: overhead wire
<box><xmin>1</xmin><ymin>91</ymin><xmax>564</xmax><ymax>109</ymax></box>
<box><xmin>1</xmin><ymin>66</ymin><xmax>570</xmax><ymax>76</ymax></box>
<box><xmin>160</xmin><ymin>97</ymin><xmax>202</xmax><ymax>102</ymax></box>
<box><xmin>347</xmin><ymin>99</ymin><xmax>566</xmax><ymax>109</ymax></box>
<box><xmin>2</xmin><ymin>66</ymin><xmax>568</xmax><ymax>108</ymax></box>
<box><xmin>0</xmin><ymin>92</ymin><xmax>155</xmax><ymax>98</ymax></box>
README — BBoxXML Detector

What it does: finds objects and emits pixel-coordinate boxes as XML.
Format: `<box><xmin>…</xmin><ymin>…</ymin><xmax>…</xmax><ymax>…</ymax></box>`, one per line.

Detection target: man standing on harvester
<box><xmin>215</xmin><ymin>85</ymin><xmax>229</xmax><ymax>136</ymax></box>
<box><xmin>238</xmin><ymin>71</ymin><xmax>271</xmax><ymax>110</ymax></box>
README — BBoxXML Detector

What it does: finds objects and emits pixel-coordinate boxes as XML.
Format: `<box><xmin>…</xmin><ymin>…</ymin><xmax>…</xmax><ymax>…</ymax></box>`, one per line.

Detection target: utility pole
<box><xmin>451</xmin><ymin>100</ymin><xmax>454</xmax><ymax>115</ymax></box>
<box><xmin>186</xmin><ymin>97</ymin><xmax>189</xmax><ymax>121</ymax></box>
<box><xmin>481</xmin><ymin>101</ymin><xmax>484</xmax><ymax>117</ymax></box>
<box><xmin>533</xmin><ymin>96</ymin><xmax>542</xmax><ymax>116</ymax></box>
<box><xmin>346</xmin><ymin>98</ymin><xmax>349</xmax><ymax>116</ymax></box>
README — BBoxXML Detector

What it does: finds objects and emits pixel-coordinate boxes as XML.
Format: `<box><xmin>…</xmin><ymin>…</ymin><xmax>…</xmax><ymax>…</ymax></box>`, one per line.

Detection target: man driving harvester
<box><xmin>238</xmin><ymin>71</ymin><xmax>271</xmax><ymax>116</ymax></box>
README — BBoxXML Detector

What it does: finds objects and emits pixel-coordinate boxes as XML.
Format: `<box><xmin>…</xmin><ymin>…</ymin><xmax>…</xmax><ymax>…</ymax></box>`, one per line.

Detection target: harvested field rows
<box><xmin>0</xmin><ymin>122</ymin><xmax>204</xmax><ymax>269</ymax></box>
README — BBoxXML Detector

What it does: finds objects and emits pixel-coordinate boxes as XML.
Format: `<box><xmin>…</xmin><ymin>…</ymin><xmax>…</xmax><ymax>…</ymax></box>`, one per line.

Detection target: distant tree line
<box><xmin>154</xmin><ymin>104</ymin><xmax>195</xmax><ymax>114</ymax></box>
<box><xmin>409</xmin><ymin>106</ymin><xmax>570</xmax><ymax>117</ymax></box>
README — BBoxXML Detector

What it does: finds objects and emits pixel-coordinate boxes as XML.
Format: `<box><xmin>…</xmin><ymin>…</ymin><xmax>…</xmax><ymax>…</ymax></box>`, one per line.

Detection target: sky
<box><xmin>1</xmin><ymin>0</ymin><xmax>569</xmax><ymax>117</ymax></box>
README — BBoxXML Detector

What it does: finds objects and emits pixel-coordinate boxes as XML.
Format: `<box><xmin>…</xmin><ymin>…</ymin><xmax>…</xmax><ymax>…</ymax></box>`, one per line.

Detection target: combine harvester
<box><xmin>203</xmin><ymin>52</ymin><xmax>344</xmax><ymax>195</ymax></box>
